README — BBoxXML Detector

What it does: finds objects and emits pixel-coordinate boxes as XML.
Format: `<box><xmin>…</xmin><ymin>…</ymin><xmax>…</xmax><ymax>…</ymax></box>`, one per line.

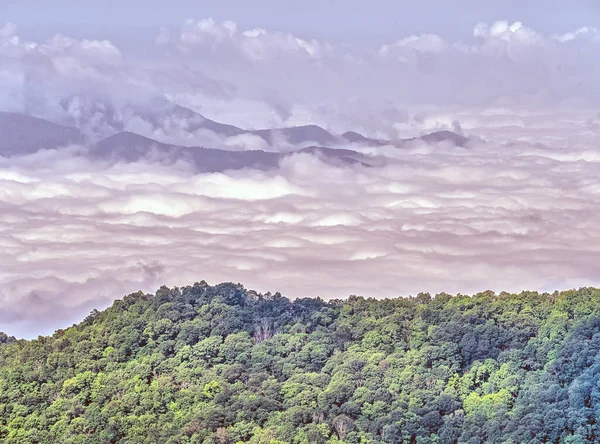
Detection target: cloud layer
<box><xmin>2</xmin><ymin>108</ymin><xmax>600</xmax><ymax>337</ymax></box>
<box><xmin>1</xmin><ymin>18</ymin><xmax>600</xmax><ymax>337</ymax></box>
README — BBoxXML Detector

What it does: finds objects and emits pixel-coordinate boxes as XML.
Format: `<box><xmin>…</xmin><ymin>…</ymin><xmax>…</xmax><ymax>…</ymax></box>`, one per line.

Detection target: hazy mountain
<box><xmin>92</xmin><ymin>132</ymin><xmax>278</xmax><ymax>172</ymax></box>
<box><xmin>52</xmin><ymin>98</ymin><xmax>247</xmax><ymax>143</ymax></box>
<box><xmin>163</xmin><ymin>106</ymin><xmax>469</xmax><ymax>148</ymax></box>
<box><xmin>1</xmin><ymin>111</ymin><xmax>468</xmax><ymax>166</ymax></box>
<box><xmin>0</xmin><ymin>112</ymin><xmax>84</xmax><ymax>156</ymax></box>
<box><xmin>122</xmin><ymin>105</ymin><xmax>338</xmax><ymax>147</ymax></box>
<box><xmin>412</xmin><ymin>130</ymin><xmax>469</xmax><ymax>147</ymax></box>
<box><xmin>93</xmin><ymin>131</ymin><xmax>174</xmax><ymax>162</ymax></box>
<box><xmin>159</xmin><ymin>104</ymin><xmax>246</xmax><ymax>138</ymax></box>
<box><xmin>252</xmin><ymin>124</ymin><xmax>338</xmax><ymax>146</ymax></box>
<box><xmin>92</xmin><ymin>131</ymin><xmax>371</xmax><ymax>172</ymax></box>
<box><xmin>298</xmin><ymin>146</ymin><xmax>372</xmax><ymax>167</ymax></box>
<box><xmin>341</xmin><ymin>130</ymin><xmax>387</xmax><ymax>146</ymax></box>
<box><xmin>342</xmin><ymin>129</ymin><xmax>470</xmax><ymax>147</ymax></box>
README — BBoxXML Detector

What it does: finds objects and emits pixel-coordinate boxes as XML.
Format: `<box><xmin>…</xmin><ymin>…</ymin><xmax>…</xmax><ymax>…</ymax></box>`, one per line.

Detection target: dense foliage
<box><xmin>2</xmin><ymin>282</ymin><xmax>600</xmax><ymax>443</ymax></box>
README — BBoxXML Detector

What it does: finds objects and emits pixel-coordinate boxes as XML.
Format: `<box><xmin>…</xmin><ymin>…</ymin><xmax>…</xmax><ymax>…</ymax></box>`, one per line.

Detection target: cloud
<box><xmin>553</xmin><ymin>26</ymin><xmax>600</xmax><ymax>43</ymax></box>
<box><xmin>174</xmin><ymin>18</ymin><xmax>327</xmax><ymax>62</ymax></box>
<box><xmin>379</xmin><ymin>33</ymin><xmax>449</xmax><ymax>55</ymax></box>
<box><xmin>1</xmin><ymin>18</ymin><xmax>600</xmax><ymax>337</ymax></box>
<box><xmin>2</xmin><ymin>111</ymin><xmax>600</xmax><ymax>338</ymax></box>
<box><xmin>473</xmin><ymin>20</ymin><xmax>543</xmax><ymax>43</ymax></box>
<box><xmin>3</xmin><ymin>17</ymin><xmax>599</xmax><ymax>140</ymax></box>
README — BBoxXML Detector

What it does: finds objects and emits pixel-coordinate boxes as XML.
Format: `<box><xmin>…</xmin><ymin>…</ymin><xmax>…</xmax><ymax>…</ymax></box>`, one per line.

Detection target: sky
<box><xmin>1</xmin><ymin>1</ymin><xmax>600</xmax><ymax>338</ymax></box>
<box><xmin>3</xmin><ymin>0</ymin><xmax>600</xmax><ymax>44</ymax></box>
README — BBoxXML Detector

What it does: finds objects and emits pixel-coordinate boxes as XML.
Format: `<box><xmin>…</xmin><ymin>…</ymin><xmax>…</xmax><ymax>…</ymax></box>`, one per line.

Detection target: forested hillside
<box><xmin>2</xmin><ymin>282</ymin><xmax>600</xmax><ymax>443</ymax></box>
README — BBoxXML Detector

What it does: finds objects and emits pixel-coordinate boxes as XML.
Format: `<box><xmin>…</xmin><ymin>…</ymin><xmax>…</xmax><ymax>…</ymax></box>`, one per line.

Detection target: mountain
<box><xmin>150</xmin><ymin>108</ymin><xmax>469</xmax><ymax>149</ymax></box>
<box><xmin>412</xmin><ymin>130</ymin><xmax>469</xmax><ymax>147</ymax></box>
<box><xmin>93</xmin><ymin>131</ymin><xmax>174</xmax><ymax>161</ymax></box>
<box><xmin>252</xmin><ymin>124</ymin><xmax>338</xmax><ymax>146</ymax></box>
<box><xmin>53</xmin><ymin>98</ymin><xmax>247</xmax><ymax>142</ymax></box>
<box><xmin>161</xmin><ymin>104</ymin><xmax>246</xmax><ymax>138</ymax></box>
<box><xmin>0</xmin><ymin>112</ymin><xmax>84</xmax><ymax>156</ymax></box>
<box><xmin>298</xmin><ymin>146</ymin><xmax>372</xmax><ymax>167</ymax></box>
<box><xmin>1</xmin><ymin>283</ymin><xmax>600</xmax><ymax>443</ymax></box>
<box><xmin>128</xmin><ymin>107</ymin><xmax>338</xmax><ymax>147</ymax></box>
<box><xmin>93</xmin><ymin>132</ymin><xmax>279</xmax><ymax>172</ymax></box>
<box><xmin>120</xmin><ymin>104</ymin><xmax>335</xmax><ymax>147</ymax></box>
<box><xmin>93</xmin><ymin>131</ymin><xmax>371</xmax><ymax>172</ymax></box>
<box><xmin>0</xmin><ymin>110</ymin><xmax>469</xmax><ymax>165</ymax></box>
<box><xmin>0</xmin><ymin>109</ymin><xmax>372</xmax><ymax>169</ymax></box>
<box><xmin>341</xmin><ymin>129</ymin><xmax>470</xmax><ymax>147</ymax></box>
<box><xmin>341</xmin><ymin>130</ymin><xmax>387</xmax><ymax>146</ymax></box>
<box><xmin>251</xmin><ymin>125</ymin><xmax>469</xmax><ymax>149</ymax></box>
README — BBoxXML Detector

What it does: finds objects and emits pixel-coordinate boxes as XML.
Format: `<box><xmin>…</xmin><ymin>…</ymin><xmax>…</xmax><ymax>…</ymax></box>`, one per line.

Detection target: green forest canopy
<box><xmin>2</xmin><ymin>282</ymin><xmax>600</xmax><ymax>443</ymax></box>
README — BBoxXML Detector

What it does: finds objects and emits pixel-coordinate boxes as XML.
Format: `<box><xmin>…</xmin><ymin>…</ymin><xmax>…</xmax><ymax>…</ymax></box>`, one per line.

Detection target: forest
<box><xmin>2</xmin><ymin>282</ymin><xmax>600</xmax><ymax>443</ymax></box>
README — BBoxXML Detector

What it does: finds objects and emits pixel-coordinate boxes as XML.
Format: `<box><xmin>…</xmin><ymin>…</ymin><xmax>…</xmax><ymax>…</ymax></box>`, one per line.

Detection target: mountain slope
<box><xmin>169</xmin><ymin>105</ymin><xmax>246</xmax><ymax>138</ymax></box>
<box><xmin>93</xmin><ymin>131</ymin><xmax>279</xmax><ymax>171</ymax></box>
<box><xmin>0</xmin><ymin>109</ymin><xmax>470</xmax><ymax>162</ymax></box>
<box><xmin>341</xmin><ymin>130</ymin><xmax>387</xmax><ymax>146</ymax></box>
<box><xmin>2</xmin><ymin>283</ymin><xmax>600</xmax><ymax>443</ymax></box>
<box><xmin>0</xmin><ymin>112</ymin><xmax>84</xmax><ymax>156</ymax></box>
<box><xmin>412</xmin><ymin>130</ymin><xmax>469</xmax><ymax>147</ymax></box>
<box><xmin>252</xmin><ymin>124</ymin><xmax>338</xmax><ymax>146</ymax></box>
<box><xmin>342</xmin><ymin>129</ymin><xmax>470</xmax><ymax>147</ymax></box>
<box><xmin>92</xmin><ymin>131</ymin><xmax>371</xmax><ymax>171</ymax></box>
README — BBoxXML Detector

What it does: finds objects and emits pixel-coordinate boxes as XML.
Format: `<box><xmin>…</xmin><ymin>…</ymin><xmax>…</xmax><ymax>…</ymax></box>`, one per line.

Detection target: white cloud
<box><xmin>379</xmin><ymin>33</ymin><xmax>449</xmax><ymax>55</ymax></box>
<box><xmin>1</xmin><ymin>18</ymin><xmax>600</xmax><ymax>337</ymax></box>
<box><xmin>553</xmin><ymin>26</ymin><xmax>600</xmax><ymax>43</ymax></box>
<box><xmin>473</xmin><ymin>20</ymin><xmax>542</xmax><ymax>43</ymax></box>
<box><xmin>176</xmin><ymin>18</ymin><xmax>327</xmax><ymax>61</ymax></box>
<box><xmin>2</xmin><ymin>114</ymin><xmax>600</xmax><ymax>337</ymax></box>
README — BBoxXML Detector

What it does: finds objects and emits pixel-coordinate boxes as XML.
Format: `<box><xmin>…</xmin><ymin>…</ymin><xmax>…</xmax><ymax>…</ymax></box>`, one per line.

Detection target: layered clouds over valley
<box><xmin>1</xmin><ymin>18</ymin><xmax>600</xmax><ymax>337</ymax></box>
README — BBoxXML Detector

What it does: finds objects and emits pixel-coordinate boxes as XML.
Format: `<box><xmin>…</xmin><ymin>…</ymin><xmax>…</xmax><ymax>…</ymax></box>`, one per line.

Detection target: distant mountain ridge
<box><xmin>252</xmin><ymin>124</ymin><xmax>338</xmax><ymax>146</ymax></box>
<box><xmin>0</xmin><ymin>112</ymin><xmax>84</xmax><ymax>156</ymax></box>
<box><xmin>163</xmin><ymin>105</ymin><xmax>470</xmax><ymax>148</ymax></box>
<box><xmin>91</xmin><ymin>131</ymin><xmax>371</xmax><ymax>172</ymax></box>
<box><xmin>0</xmin><ymin>109</ymin><xmax>470</xmax><ymax>166</ymax></box>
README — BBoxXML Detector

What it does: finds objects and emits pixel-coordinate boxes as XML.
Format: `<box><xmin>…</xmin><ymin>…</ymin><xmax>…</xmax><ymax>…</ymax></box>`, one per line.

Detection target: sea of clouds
<box><xmin>1</xmin><ymin>19</ymin><xmax>600</xmax><ymax>337</ymax></box>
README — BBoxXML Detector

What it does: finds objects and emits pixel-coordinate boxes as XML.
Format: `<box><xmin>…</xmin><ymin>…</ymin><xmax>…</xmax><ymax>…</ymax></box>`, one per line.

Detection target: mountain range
<box><xmin>0</xmin><ymin>106</ymin><xmax>469</xmax><ymax>172</ymax></box>
<box><xmin>0</xmin><ymin>112</ymin><xmax>85</xmax><ymax>157</ymax></box>
<box><xmin>91</xmin><ymin>131</ymin><xmax>372</xmax><ymax>172</ymax></box>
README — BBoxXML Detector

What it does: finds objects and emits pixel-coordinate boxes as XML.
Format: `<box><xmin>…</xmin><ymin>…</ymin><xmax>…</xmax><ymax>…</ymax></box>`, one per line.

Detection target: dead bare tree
<box><xmin>333</xmin><ymin>414</ymin><xmax>354</xmax><ymax>440</ymax></box>
<box><xmin>253</xmin><ymin>317</ymin><xmax>274</xmax><ymax>344</ymax></box>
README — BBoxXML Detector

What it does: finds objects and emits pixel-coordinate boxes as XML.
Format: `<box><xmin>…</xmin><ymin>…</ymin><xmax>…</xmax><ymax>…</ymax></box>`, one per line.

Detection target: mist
<box><xmin>1</xmin><ymin>16</ymin><xmax>600</xmax><ymax>337</ymax></box>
